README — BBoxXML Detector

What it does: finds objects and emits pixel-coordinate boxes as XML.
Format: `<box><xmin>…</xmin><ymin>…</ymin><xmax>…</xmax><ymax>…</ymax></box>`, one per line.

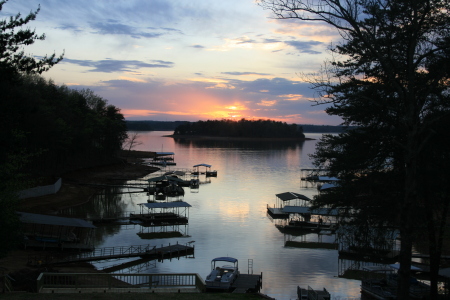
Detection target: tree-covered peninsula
<box><xmin>0</xmin><ymin>1</ymin><xmax>128</xmax><ymax>258</ymax></box>
<box><xmin>172</xmin><ymin>119</ymin><xmax>305</xmax><ymax>139</ymax></box>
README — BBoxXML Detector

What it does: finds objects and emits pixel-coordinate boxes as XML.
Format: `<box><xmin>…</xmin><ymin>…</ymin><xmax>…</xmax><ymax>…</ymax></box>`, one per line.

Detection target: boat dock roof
<box><xmin>276</xmin><ymin>192</ymin><xmax>311</xmax><ymax>201</ymax></box>
<box><xmin>193</xmin><ymin>163</ymin><xmax>212</xmax><ymax>168</ymax></box>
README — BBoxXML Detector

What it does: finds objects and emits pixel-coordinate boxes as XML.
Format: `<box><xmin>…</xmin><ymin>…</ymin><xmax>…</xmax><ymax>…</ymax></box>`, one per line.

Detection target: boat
<box><xmin>205</xmin><ymin>257</ymin><xmax>239</xmax><ymax>290</ymax></box>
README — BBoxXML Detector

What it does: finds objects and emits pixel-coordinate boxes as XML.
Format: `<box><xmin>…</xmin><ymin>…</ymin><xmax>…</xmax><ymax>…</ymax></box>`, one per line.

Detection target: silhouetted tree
<box><xmin>260</xmin><ymin>0</ymin><xmax>450</xmax><ymax>297</ymax></box>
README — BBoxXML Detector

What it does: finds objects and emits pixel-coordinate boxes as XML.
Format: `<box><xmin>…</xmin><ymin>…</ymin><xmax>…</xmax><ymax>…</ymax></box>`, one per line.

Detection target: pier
<box><xmin>28</xmin><ymin>242</ymin><xmax>194</xmax><ymax>266</ymax></box>
<box><xmin>232</xmin><ymin>273</ymin><xmax>263</xmax><ymax>293</ymax></box>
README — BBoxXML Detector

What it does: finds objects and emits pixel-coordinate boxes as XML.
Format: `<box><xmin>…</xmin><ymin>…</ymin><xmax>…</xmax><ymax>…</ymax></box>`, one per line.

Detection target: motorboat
<box><xmin>205</xmin><ymin>257</ymin><xmax>239</xmax><ymax>290</ymax></box>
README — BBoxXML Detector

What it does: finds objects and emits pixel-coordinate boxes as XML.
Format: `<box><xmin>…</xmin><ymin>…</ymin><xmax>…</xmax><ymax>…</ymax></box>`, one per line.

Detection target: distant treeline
<box><xmin>300</xmin><ymin>124</ymin><xmax>352</xmax><ymax>133</ymax></box>
<box><xmin>173</xmin><ymin>119</ymin><xmax>305</xmax><ymax>139</ymax></box>
<box><xmin>126</xmin><ymin>120</ymin><xmax>349</xmax><ymax>133</ymax></box>
<box><xmin>126</xmin><ymin>120</ymin><xmax>185</xmax><ymax>131</ymax></box>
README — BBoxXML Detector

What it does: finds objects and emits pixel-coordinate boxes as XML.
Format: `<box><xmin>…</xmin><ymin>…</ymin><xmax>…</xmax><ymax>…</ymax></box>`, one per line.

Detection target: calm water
<box><xmin>64</xmin><ymin>131</ymin><xmax>362</xmax><ymax>300</ymax></box>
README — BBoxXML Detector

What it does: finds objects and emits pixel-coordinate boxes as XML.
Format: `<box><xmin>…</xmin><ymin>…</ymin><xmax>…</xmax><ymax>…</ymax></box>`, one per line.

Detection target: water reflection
<box><xmin>60</xmin><ymin>131</ymin><xmax>363</xmax><ymax>299</ymax></box>
<box><xmin>173</xmin><ymin>137</ymin><xmax>305</xmax><ymax>151</ymax></box>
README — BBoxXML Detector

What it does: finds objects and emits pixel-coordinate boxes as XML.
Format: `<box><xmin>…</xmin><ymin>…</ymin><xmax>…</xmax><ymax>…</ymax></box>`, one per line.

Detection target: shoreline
<box><xmin>164</xmin><ymin>134</ymin><xmax>314</xmax><ymax>141</ymax></box>
<box><xmin>1</xmin><ymin>151</ymin><xmax>159</xmax><ymax>277</ymax></box>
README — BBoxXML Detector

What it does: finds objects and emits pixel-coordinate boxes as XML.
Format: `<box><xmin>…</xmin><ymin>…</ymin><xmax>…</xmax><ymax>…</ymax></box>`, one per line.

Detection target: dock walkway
<box><xmin>28</xmin><ymin>242</ymin><xmax>194</xmax><ymax>266</ymax></box>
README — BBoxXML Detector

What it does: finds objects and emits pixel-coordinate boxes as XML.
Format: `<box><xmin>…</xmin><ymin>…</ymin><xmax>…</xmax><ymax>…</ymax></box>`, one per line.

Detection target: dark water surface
<box><xmin>64</xmin><ymin>131</ymin><xmax>361</xmax><ymax>300</ymax></box>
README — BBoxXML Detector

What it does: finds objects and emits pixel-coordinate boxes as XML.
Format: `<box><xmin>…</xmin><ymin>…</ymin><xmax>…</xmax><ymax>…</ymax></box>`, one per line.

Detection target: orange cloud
<box><xmin>119</xmin><ymin>76</ymin><xmax>147</xmax><ymax>83</ymax></box>
<box><xmin>278</xmin><ymin>94</ymin><xmax>309</xmax><ymax>101</ymax></box>
<box><xmin>257</xmin><ymin>100</ymin><xmax>277</xmax><ymax>106</ymax></box>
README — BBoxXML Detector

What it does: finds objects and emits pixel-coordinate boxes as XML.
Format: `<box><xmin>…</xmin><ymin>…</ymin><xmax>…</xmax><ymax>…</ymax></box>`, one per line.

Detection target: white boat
<box><xmin>205</xmin><ymin>257</ymin><xmax>239</xmax><ymax>290</ymax></box>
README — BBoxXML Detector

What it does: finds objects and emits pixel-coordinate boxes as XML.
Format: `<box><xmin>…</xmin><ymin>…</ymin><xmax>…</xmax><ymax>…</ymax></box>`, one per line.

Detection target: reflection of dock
<box><xmin>298</xmin><ymin>285</ymin><xmax>331</xmax><ymax>300</ymax></box>
<box><xmin>102</xmin><ymin>258</ymin><xmax>156</xmax><ymax>273</ymax></box>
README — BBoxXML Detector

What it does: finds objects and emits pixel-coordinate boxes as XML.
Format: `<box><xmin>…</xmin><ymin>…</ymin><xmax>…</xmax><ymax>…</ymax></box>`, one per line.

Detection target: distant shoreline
<box><xmin>164</xmin><ymin>134</ymin><xmax>315</xmax><ymax>141</ymax></box>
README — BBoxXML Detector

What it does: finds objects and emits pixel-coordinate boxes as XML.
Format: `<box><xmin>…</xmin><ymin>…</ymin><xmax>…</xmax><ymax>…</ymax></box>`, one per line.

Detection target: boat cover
<box><xmin>276</xmin><ymin>192</ymin><xmax>311</xmax><ymax>201</ymax></box>
<box><xmin>147</xmin><ymin>175</ymin><xmax>186</xmax><ymax>183</ymax></box>
<box><xmin>155</xmin><ymin>152</ymin><xmax>174</xmax><ymax>156</ymax></box>
<box><xmin>212</xmin><ymin>257</ymin><xmax>238</xmax><ymax>263</ymax></box>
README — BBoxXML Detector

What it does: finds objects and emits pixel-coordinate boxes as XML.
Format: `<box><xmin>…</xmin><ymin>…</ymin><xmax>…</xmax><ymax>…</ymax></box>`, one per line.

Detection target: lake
<box><xmin>63</xmin><ymin>131</ymin><xmax>362</xmax><ymax>300</ymax></box>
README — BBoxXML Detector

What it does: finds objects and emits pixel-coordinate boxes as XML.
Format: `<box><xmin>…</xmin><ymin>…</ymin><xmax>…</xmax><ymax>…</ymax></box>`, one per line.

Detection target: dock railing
<box><xmin>37</xmin><ymin>272</ymin><xmax>206</xmax><ymax>293</ymax></box>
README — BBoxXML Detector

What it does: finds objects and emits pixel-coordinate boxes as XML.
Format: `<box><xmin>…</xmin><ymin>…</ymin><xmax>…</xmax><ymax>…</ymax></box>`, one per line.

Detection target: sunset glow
<box><xmin>3</xmin><ymin>0</ymin><xmax>344</xmax><ymax>125</ymax></box>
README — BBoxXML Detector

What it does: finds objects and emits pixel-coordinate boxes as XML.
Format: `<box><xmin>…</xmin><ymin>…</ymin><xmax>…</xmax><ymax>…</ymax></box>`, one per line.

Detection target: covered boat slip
<box><xmin>130</xmin><ymin>202</ymin><xmax>192</xmax><ymax>225</ymax></box>
<box><xmin>147</xmin><ymin>175</ymin><xmax>187</xmax><ymax>197</ymax></box>
<box><xmin>275</xmin><ymin>212</ymin><xmax>338</xmax><ymax>234</ymax></box>
<box><xmin>192</xmin><ymin>163</ymin><xmax>217</xmax><ymax>176</ymax></box>
<box><xmin>19</xmin><ymin>211</ymin><xmax>96</xmax><ymax>250</ymax></box>
<box><xmin>268</xmin><ymin>192</ymin><xmax>339</xmax><ymax>232</ymax></box>
<box><xmin>267</xmin><ymin>192</ymin><xmax>312</xmax><ymax>219</ymax></box>
<box><xmin>147</xmin><ymin>152</ymin><xmax>176</xmax><ymax>166</ymax></box>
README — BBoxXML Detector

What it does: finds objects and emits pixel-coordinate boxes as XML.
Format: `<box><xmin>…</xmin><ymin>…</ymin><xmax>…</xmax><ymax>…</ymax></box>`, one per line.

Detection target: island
<box><xmin>166</xmin><ymin>119</ymin><xmax>309</xmax><ymax>141</ymax></box>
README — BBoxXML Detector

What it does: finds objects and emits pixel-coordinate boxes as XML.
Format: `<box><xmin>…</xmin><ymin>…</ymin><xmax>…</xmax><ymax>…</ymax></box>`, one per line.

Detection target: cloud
<box><xmin>55</xmin><ymin>24</ymin><xmax>83</xmax><ymax>32</ymax></box>
<box><xmin>191</xmin><ymin>45</ymin><xmax>205</xmax><ymax>49</ymax></box>
<box><xmin>284</xmin><ymin>40</ymin><xmax>323</xmax><ymax>54</ymax></box>
<box><xmin>230</xmin><ymin>77</ymin><xmax>311</xmax><ymax>96</ymax></box>
<box><xmin>90</xmin><ymin>20</ymin><xmax>165</xmax><ymax>39</ymax></box>
<box><xmin>221</xmin><ymin>72</ymin><xmax>271</xmax><ymax>76</ymax></box>
<box><xmin>262</xmin><ymin>38</ymin><xmax>282</xmax><ymax>43</ymax></box>
<box><xmin>62</xmin><ymin>58</ymin><xmax>174</xmax><ymax>73</ymax></box>
<box><xmin>69</xmin><ymin>75</ymin><xmax>339</xmax><ymax>124</ymax></box>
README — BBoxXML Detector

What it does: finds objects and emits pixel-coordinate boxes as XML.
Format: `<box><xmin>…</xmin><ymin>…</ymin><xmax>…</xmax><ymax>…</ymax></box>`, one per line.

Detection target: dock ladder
<box><xmin>248</xmin><ymin>259</ymin><xmax>253</xmax><ymax>274</ymax></box>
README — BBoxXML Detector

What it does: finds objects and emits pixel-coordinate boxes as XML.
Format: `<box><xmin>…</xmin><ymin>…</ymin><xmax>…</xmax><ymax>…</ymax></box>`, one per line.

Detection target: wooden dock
<box><xmin>28</xmin><ymin>243</ymin><xmax>194</xmax><ymax>266</ymax></box>
<box><xmin>232</xmin><ymin>273</ymin><xmax>262</xmax><ymax>293</ymax></box>
<box><xmin>298</xmin><ymin>285</ymin><xmax>330</xmax><ymax>300</ymax></box>
<box><xmin>267</xmin><ymin>205</ymin><xmax>289</xmax><ymax>219</ymax></box>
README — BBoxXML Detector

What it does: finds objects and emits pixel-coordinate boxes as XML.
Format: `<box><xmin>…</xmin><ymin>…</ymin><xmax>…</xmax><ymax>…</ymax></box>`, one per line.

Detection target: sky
<box><xmin>2</xmin><ymin>0</ymin><xmax>344</xmax><ymax>125</ymax></box>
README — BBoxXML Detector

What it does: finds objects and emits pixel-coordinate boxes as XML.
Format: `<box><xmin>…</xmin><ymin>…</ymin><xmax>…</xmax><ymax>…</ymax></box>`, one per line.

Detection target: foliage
<box><xmin>0</xmin><ymin>0</ymin><xmax>63</xmax><ymax>77</ymax></box>
<box><xmin>174</xmin><ymin>119</ymin><xmax>304</xmax><ymax>139</ymax></box>
<box><xmin>1</xmin><ymin>74</ymin><xmax>127</xmax><ymax>176</ymax></box>
<box><xmin>0</xmin><ymin>0</ymin><xmax>64</xmax><ymax>258</ymax></box>
<box><xmin>259</xmin><ymin>0</ymin><xmax>450</xmax><ymax>297</ymax></box>
<box><xmin>125</xmin><ymin>121</ymin><xmax>154</xmax><ymax>131</ymax></box>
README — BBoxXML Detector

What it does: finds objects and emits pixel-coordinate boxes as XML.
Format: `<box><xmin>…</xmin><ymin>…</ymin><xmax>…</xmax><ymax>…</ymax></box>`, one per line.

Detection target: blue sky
<box><xmin>2</xmin><ymin>0</ymin><xmax>343</xmax><ymax>125</ymax></box>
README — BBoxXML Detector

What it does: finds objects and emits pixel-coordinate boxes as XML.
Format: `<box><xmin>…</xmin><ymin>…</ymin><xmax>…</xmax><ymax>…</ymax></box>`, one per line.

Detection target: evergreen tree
<box><xmin>259</xmin><ymin>0</ymin><xmax>450</xmax><ymax>298</ymax></box>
